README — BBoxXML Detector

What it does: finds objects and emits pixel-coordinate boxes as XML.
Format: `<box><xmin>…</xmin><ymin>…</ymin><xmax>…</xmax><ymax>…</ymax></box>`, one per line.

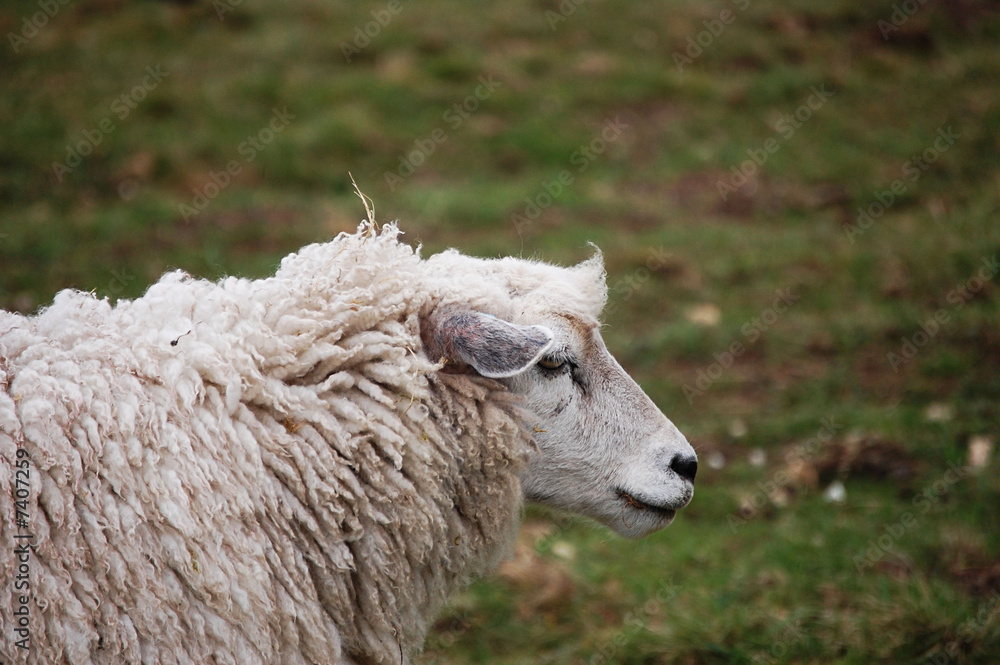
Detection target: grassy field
<box><xmin>3</xmin><ymin>0</ymin><xmax>1000</xmax><ymax>662</ymax></box>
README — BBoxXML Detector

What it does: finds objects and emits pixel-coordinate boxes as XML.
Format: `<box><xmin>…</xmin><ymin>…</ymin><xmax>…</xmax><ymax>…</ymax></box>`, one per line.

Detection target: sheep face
<box><xmin>509</xmin><ymin>315</ymin><xmax>697</xmax><ymax>539</ymax></box>
<box><xmin>425</xmin><ymin>306</ymin><xmax>696</xmax><ymax>539</ymax></box>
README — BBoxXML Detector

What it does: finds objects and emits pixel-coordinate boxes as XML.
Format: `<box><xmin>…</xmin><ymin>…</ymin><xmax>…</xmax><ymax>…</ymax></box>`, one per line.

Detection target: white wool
<box><xmin>0</xmin><ymin>223</ymin><xmax>610</xmax><ymax>665</ymax></box>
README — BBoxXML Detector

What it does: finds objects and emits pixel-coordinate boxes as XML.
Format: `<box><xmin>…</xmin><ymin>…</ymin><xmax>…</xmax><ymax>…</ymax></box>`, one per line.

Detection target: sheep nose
<box><xmin>670</xmin><ymin>453</ymin><xmax>698</xmax><ymax>483</ymax></box>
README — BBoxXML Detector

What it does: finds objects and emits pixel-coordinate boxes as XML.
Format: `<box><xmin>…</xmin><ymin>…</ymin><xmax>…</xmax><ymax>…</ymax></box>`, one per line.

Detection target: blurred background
<box><xmin>2</xmin><ymin>0</ymin><xmax>999</xmax><ymax>662</ymax></box>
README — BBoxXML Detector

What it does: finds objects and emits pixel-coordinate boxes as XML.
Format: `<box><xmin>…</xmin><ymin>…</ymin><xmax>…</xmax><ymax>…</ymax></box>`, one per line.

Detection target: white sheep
<box><xmin>0</xmin><ymin>222</ymin><xmax>696</xmax><ymax>664</ymax></box>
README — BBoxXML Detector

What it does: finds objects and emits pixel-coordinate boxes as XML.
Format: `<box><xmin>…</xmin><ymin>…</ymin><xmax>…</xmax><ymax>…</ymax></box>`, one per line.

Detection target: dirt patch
<box><xmin>815</xmin><ymin>433</ymin><xmax>921</xmax><ymax>485</ymax></box>
<box><xmin>950</xmin><ymin>561</ymin><xmax>1000</xmax><ymax>598</ymax></box>
<box><xmin>496</xmin><ymin>520</ymin><xmax>578</xmax><ymax>619</ymax></box>
<box><xmin>936</xmin><ymin>531</ymin><xmax>1000</xmax><ymax>598</ymax></box>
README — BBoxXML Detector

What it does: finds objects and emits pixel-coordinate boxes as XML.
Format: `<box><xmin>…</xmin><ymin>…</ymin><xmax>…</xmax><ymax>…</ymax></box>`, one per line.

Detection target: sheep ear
<box><xmin>426</xmin><ymin>309</ymin><xmax>554</xmax><ymax>378</ymax></box>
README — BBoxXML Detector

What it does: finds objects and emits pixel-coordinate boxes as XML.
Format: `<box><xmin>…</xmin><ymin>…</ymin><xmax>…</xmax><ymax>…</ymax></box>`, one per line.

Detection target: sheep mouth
<box><xmin>616</xmin><ymin>489</ymin><xmax>678</xmax><ymax>519</ymax></box>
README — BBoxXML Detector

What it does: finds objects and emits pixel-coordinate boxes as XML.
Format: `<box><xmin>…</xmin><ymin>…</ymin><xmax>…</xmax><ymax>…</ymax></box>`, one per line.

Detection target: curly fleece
<box><xmin>0</xmin><ymin>223</ymin><xmax>608</xmax><ymax>665</ymax></box>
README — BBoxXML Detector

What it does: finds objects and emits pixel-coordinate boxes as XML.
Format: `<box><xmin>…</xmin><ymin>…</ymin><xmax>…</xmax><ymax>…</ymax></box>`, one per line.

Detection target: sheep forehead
<box><xmin>507</xmin><ymin>256</ymin><xmax>605</xmax><ymax>307</ymax></box>
<box><xmin>426</xmin><ymin>250</ymin><xmax>607</xmax><ymax>322</ymax></box>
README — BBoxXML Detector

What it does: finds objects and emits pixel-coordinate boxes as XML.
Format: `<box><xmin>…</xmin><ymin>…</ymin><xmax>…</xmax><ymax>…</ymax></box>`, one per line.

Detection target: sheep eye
<box><xmin>537</xmin><ymin>357</ymin><xmax>566</xmax><ymax>371</ymax></box>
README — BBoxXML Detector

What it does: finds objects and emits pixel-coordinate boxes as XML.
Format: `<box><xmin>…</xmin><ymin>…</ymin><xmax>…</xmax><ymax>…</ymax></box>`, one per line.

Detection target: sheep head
<box><xmin>423</xmin><ymin>250</ymin><xmax>696</xmax><ymax>539</ymax></box>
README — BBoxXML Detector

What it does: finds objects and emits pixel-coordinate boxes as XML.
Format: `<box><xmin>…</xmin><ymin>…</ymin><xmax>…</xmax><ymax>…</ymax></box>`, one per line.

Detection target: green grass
<box><xmin>3</xmin><ymin>0</ymin><xmax>999</xmax><ymax>662</ymax></box>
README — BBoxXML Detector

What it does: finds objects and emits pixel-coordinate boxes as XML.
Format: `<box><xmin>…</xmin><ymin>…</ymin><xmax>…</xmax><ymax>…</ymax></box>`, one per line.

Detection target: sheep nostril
<box><xmin>670</xmin><ymin>454</ymin><xmax>698</xmax><ymax>483</ymax></box>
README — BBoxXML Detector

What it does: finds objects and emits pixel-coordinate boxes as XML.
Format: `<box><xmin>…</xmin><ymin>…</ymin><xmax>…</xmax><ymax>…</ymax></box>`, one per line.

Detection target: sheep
<box><xmin>0</xmin><ymin>222</ymin><xmax>697</xmax><ymax>665</ymax></box>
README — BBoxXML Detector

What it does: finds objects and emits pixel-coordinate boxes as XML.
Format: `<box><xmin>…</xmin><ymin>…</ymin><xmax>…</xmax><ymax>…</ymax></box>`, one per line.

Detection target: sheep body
<box><xmin>0</xmin><ymin>224</ymin><xmax>541</xmax><ymax>664</ymax></box>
